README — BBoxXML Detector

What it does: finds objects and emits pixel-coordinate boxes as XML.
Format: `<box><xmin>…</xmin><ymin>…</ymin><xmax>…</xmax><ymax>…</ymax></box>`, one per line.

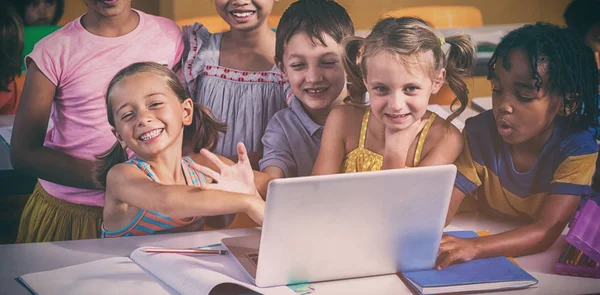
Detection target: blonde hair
<box><xmin>343</xmin><ymin>17</ymin><xmax>476</xmax><ymax>123</ymax></box>
<box><xmin>95</xmin><ymin>62</ymin><xmax>226</xmax><ymax>188</ymax></box>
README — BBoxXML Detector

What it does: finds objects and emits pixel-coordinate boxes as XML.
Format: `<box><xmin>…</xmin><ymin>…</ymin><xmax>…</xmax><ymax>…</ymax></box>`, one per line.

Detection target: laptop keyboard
<box><xmin>245</xmin><ymin>252</ymin><xmax>259</xmax><ymax>267</ymax></box>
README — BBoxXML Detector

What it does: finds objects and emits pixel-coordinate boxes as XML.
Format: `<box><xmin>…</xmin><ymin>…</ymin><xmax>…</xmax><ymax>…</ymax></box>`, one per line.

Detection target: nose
<box><xmin>232</xmin><ymin>0</ymin><xmax>249</xmax><ymax>7</ymax></box>
<box><xmin>136</xmin><ymin>110</ymin><xmax>154</xmax><ymax>126</ymax></box>
<box><xmin>387</xmin><ymin>92</ymin><xmax>407</xmax><ymax>111</ymax></box>
<box><xmin>305</xmin><ymin>66</ymin><xmax>323</xmax><ymax>84</ymax></box>
<box><xmin>493</xmin><ymin>95</ymin><xmax>513</xmax><ymax>115</ymax></box>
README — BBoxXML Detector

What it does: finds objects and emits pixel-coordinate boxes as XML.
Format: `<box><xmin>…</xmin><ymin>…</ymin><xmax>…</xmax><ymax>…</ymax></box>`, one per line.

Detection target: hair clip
<box><xmin>439</xmin><ymin>37</ymin><xmax>446</xmax><ymax>46</ymax></box>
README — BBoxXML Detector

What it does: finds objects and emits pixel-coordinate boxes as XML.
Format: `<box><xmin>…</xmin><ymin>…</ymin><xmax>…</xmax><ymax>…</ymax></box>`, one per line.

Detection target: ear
<box><xmin>431</xmin><ymin>68</ymin><xmax>446</xmax><ymax>94</ymax></box>
<box><xmin>275</xmin><ymin>59</ymin><xmax>288</xmax><ymax>82</ymax></box>
<box><xmin>182</xmin><ymin>98</ymin><xmax>194</xmax><ymax>126</ymax></box>
<box><xmin>111</xmin><ymin>128</ymin><xmax>126</xmax><ymax>149</ymax></box>
<box><xmin>558</xmin><ymin>94</ymin><xmax>579</xmax><ymax>117</ymax></box>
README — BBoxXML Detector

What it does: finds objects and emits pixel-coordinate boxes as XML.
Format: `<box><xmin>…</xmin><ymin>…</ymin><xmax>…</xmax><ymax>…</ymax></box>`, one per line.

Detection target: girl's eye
<box><xmin>321</xmin><ymin>61</ymin><xmax>337</xmax><ymax>66</ymax></box>
<box><xmin>121</xmin><ymin>112</ymin><xmax>133</xmax><ymax>121</ymax></box>
<box><xmin>405</xmin><ymin>86</ymin><xmax>419</xmax><ymax>93</ymax></box>
<box><xmin>516</xmin><ymin>95</ymin><xmax>534</xmax><ymax>102</ymax></box>
<box><xmin>150</xmin><ymin>102</ymin><xmax>163</xmax><ymax>108</ymax></box>
<box><xmin>290</xmin><ymin>63</ymin><xmax>305</xmax><ymax>69</ymax></box>
<box><xmin>373</xmin><ymin>86</ymin><xmax>389</xmax><ymax>94</ymax></box>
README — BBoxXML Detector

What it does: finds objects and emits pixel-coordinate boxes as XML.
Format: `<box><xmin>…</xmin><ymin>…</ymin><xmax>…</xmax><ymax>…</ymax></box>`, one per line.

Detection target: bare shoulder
<box><xmin>425</xmin><ymin>114</ymin><xmax>463</xmax><ymax>147</ymax></box>
<box><xmin>328</xmin><ymin>104</ymin><xmax>366</xmax><ymax>129</ymax></box>
<box><xmin>106</xmin><ymin>163</ymin><xmax>139</xmax><ymax>186</ymax></box>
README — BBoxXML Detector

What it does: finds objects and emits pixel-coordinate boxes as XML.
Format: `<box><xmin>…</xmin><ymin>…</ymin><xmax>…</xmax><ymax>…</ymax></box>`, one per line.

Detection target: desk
<box><xmin>1</xmin><ymin>213</ymin><xmax>598</xmax><ymax>295</ymax></box>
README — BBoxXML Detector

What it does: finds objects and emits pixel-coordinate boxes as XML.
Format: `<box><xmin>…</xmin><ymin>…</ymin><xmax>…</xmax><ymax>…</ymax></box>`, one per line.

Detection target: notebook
<box><xmin>402</xmin><ymin>231</ymin><xmax>538</xmax><ymax>295</ymax></box>
<box><xmin>17</xmin><ymin>244</ymin><xmax>414</xmax><ymax>295</ymax></box>
<box><xmin>0</xmin><ymin>126</ymin><xmax>11</xmax><ymax>146</ymax></box>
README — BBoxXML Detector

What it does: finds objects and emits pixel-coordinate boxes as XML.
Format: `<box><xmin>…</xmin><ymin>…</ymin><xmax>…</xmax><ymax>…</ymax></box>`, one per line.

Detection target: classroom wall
<box><xmin>62</xmin><ymin>0</ymin><xmax>572</xmax><ymax>29</ymax></box>
<box><xmin>160</xmin><ymin>0</ymin><xmax>573</xmax><ymax>29</ymax></box>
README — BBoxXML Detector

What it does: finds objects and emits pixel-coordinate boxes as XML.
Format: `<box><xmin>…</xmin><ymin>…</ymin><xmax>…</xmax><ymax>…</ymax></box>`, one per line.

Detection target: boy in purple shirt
<box><xmin>259</xmin><ymin>0</ymin><xmax>354</xmax><ymax>178</ymax></box>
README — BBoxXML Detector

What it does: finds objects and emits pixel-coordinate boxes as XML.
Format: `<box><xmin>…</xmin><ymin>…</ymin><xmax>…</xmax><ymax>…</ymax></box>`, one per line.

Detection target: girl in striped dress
<box><xmin>95</xmin><ymin>62</ymin><xmax>265</xmax><ymax>238</ymax></box>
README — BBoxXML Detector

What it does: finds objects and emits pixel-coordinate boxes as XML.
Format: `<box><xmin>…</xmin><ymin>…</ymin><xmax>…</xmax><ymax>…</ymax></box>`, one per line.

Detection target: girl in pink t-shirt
<box><xmin>12</xmin><ymin>0</ymin><xmax>183</xmax><ymax>243</ymax></box>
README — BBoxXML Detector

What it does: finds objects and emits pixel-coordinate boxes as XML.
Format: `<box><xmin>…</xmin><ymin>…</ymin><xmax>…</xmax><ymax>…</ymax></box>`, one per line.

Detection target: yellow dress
<box><xmin>343</xmin><ymin>108</ymin><xmax>437</xmax><ymax>173</ymax></box>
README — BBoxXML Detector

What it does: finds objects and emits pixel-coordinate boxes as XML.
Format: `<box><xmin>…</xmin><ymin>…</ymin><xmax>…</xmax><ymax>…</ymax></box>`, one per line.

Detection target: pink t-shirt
<box><xmin>26</xmin><ymin>10</ymin><xmax>184</xmax><ymax>207</ymax></box>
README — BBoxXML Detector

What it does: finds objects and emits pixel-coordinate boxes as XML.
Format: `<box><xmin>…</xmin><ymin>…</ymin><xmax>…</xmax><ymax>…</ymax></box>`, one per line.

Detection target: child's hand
<box><xmin>384</xmin><ymin>118</ymin><xmax>429</xmax><ymax>150</ymax></box>
<box><xmin>435</xmin><ymin>234</ymin><xmax>480</xmax><ymax>270</ymax></box>
<box><xmin>192</xmin><ymin>142</ymin><xmax>260</xmax><ymax>198</ymax></box>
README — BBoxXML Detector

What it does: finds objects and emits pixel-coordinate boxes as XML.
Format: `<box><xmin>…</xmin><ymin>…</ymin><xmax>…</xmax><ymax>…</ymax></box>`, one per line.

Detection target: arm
<box><xmin>437</xmin><ymin>194</ymin><xmax>580</xmax><ymax>269</ymax></box>
<box><xmin>312</xmin><ymin>107</ymin><xmax>348</xmax><ymax>175</ymax></box>
<box><xmin>188</xmin><ymin>149</ymin><xmax>273</xmax><ymax>199</ymax></box>
<box><xmin>445</xmin><ymin>187</ymin><xmax>466</xmax><ymax>226</ymax></box>
<box><xmin>382</xmin><ymin>118</ymin><xmax>429</xmax><ymax>169</ymax></box>
<box><xmin>107</xmin><ymin>163</ymin><xmax>264</xmax><ymax>223</ymax></box>
<box><xmin>10</xmin><ymin>62</ymin><xmax>101</xmax><ymax>189</ymax></box>
<box><xmin>263</xmin><ymin>167</ymin><xmax>284</xmax><ymax>179</ymax></box>
<box><xmin>417</xmin><ymin>122</ymin><xmax>463</xmax><ymax>167</ymax></box>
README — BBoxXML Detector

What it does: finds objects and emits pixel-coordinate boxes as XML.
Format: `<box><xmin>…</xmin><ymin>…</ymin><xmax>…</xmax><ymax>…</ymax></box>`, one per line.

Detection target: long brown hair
<box><xmin>342</xmin><ymin>16</ymin><xmax>476</xmax><ymax>123</ymax></box>
<box><xmin>95</xmin><ymin>62</ymin><xmax>226</xmax><ymax>188</ymax></box>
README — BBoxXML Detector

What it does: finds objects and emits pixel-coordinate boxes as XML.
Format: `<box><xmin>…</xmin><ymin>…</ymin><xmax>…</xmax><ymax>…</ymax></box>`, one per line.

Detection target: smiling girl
<box><xmin>312</xmin><ymin>16</ymin><xmax>475</xmax><ymax>174</ymax></box>
<box><xmin>12</xmin><ymin>0</ymin><xmax>183</xmax><ymax>242</ymax></box>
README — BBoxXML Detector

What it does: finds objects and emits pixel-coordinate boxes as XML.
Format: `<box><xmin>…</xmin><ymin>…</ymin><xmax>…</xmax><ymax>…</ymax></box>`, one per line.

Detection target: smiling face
<box><xmin>365</xmin><ymin>51</ymin><xmax>443</xmax><ymax>131</ymax></box>
<box><xmin>279</xmin><ymin>32</ymin><xmax>347</xmax><ymax>113</ymax></box>
<box><xmin>109</xmin><ymin>72</ymin><xmax>193</xmax><ymax>159</ymax></box>
<box><xmin>490</xmin><ymin>49</ymin><xmax>563</xmax><ymax>146</ymax></box>
<box><xmin>215</xmin><ymin>0</ymin><xmax>275</xmax><ymax>31</ymax></box>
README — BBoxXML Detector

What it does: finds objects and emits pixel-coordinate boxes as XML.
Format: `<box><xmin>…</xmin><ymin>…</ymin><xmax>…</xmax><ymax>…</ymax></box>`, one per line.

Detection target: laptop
<box><xmin>222</xmin><ymin>164</ymin><xmax>457</xmax><ymax>287</ymax></box>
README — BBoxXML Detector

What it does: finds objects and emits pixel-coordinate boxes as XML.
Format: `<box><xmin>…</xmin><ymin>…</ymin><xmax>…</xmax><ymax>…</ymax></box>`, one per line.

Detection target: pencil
<box><xmin>574</xmin><ymin>250</ymin><xmax>584</xmax><ymax>265</ymax></box>
<box><xmin>141</xmin><ymin>248</ymin><xmax>228</xmax><ymax>255</ymax></box>
<box><xmin>559</xmin><ymin>244</ymin><xmax>572</xmax><ymax>263</ymax></box>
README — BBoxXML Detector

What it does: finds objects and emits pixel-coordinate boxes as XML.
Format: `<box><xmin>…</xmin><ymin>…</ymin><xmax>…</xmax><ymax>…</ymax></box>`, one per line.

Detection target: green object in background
<box><xmin>22</xmin><ymin>26</ymin><xmax>61</xmax><ymax>73</ymax></box>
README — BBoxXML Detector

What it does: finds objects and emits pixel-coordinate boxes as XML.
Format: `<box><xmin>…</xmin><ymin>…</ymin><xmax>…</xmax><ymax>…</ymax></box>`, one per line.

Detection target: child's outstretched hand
<box><xmin>191</xmin><ymin>142</ymin><xmax>260</xmax><ymax>199</ymax></box>
<box><xmin>435</xmin><ymin>234</ymin><xmax>480</xmax><ymax>270</ymax></box>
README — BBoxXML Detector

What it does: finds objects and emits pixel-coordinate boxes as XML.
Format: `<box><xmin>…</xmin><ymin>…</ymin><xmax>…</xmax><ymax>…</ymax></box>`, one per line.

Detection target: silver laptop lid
<box><xmin>254</xmin><ymin>165</ymin><xmax>456</xmax><ymax>287</ymax></box>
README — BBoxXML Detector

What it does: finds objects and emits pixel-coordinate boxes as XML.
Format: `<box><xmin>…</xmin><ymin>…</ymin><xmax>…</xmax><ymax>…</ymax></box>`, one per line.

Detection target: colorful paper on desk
<box><xmin>401</xmin><ymin>231</ymin><xmax>538</xmax><ymax>295</ymax></box>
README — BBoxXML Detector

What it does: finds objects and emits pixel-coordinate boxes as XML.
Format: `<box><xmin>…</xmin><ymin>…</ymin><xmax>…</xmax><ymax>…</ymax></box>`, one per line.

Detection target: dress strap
<box><xmin>413</xmin><ymin>112</ymin><xmax>438</xmax><ymax>167</ymax></box>
<box><xmin>358</xmin><ymin>108</ymin><xmax>371</xmax><ymax>148</ymax></box>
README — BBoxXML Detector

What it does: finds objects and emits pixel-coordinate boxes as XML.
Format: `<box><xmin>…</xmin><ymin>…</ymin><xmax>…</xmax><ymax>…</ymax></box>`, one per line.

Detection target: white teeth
<box><xmin>139</xmin><ymin>129</ymin><xmax>163</xmax><ymax>141</ymax></box>
<box><xmin>232</xmin><ymin>11</ymin><xmax>253</xmax><ymax>17</ymax></box>
<box><xmin>306</xmin><ymin>88</ymin><xmax>326</xmax><ymax>94</ymax></box>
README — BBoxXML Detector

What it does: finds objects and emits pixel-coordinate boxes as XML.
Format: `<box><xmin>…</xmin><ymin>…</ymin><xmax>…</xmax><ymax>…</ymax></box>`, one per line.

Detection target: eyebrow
<box><xmin>287</xmin><ymin>52</ymin><xmax>339</xmax><ymax>60</ymax></box>
<box><xmin>514</xmin><ymin>81</ymin><xmax>536</xmax><ymax>90</ymax></box>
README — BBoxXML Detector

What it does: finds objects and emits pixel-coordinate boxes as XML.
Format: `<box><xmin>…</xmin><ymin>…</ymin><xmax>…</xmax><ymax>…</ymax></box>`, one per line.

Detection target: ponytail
<box><xmin>443</xmin><ymin>34</ymin><xmax>476</xmax><ymax>124</ymax></box>
<box><xmin>95</xmin><ymin>141</ymin><xmax>128</xmax><ymax>189</ymax></box>
<box><xmin>186</xmin><ymin>103</ymin><xmax>227</xmax><ymax>153</ymax></box>
<box><xmin>342</xmin><ymin>36</ymin><xmax>368</xmax><ymax>105</ymax></box>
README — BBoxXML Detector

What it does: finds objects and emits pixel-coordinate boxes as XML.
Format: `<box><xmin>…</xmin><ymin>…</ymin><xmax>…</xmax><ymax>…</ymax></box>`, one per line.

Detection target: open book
<box><xmin>401</xmin><ymin>231</ymin><xmax>538</xmax><ymax>295</ymax></box>
<box><xmin>18</xmin><ymin>245</ymin><xmax>295</xmax><ymax>295</ymax></box>
<box><xmin>17</xmin><ymin>245</ymin><xmax>414</xmax><ymax>295</ymax></box>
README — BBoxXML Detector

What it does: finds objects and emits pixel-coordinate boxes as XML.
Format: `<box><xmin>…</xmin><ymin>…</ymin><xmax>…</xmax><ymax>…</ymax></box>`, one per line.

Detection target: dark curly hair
<box><xmin>487</xmin><ymin>22</ymin><xmax>599</xmax><ymax>138</ymax></box>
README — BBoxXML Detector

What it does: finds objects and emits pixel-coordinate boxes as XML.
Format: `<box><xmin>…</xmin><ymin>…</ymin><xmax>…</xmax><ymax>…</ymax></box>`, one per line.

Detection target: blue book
<box><xmin>402</xmin><ymin>231</ymin><xmax>538</xmax><ymax>295</ymax></box>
